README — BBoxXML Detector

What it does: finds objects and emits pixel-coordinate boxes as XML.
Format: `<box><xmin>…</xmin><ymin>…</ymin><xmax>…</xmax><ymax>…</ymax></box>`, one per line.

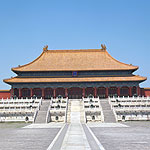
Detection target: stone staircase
<box><xmin>34</xmin><ymin>100</ymin><xmax>50</xmax><ymax>123</ymax></box>
<box><xmin>100</xmin><ymin>99</ymin><xmax>116</xmax><ymax>123</ymax></box>
<box><xmin>66</xmin><ymin>99</ymin><xmax>85</xmax><ymax>123</ymax></box>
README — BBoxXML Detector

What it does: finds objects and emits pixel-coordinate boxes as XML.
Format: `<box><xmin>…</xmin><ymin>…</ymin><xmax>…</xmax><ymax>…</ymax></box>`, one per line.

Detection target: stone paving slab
<box><xmin>23</xmin><ymin>123</ymin><xmax>64</xmax><ymax>128</ymax></box>
<box><xmin>0</xmin><ymin>122</ymin><xmax>29</xmax><ymax>128</ymax></box>
<box><xmin>87</xmin><ymin>122</ymin><xmax>129</xmax><ymax>128</ymax></box>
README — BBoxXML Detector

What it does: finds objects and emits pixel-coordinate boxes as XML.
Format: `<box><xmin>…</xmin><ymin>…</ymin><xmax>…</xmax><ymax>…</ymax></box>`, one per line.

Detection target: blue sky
<box><xmin>0</xmin><ymin>0</ymin><xmax>150</xmax><ymax>89</ymax></box>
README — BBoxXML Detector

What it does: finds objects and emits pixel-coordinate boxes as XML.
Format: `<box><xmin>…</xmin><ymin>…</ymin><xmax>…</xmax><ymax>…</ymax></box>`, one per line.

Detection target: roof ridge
<box><xmin>46</xmin><ymin>49</ymin><xmax>105</xmax><ymax>53</ymax></box>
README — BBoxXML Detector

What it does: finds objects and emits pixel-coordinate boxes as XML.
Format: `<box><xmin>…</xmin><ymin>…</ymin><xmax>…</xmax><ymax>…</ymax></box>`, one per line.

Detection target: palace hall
<box><xmin>4</xmin><ymin>45</ymin><xmax>146</xmax><ymax>99</ymax></box>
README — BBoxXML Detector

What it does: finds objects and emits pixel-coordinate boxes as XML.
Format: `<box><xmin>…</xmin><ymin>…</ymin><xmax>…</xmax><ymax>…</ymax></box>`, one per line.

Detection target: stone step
<box><xmin>35</xmin><ymin>100</ymin><xmax>50</xmax><ymax>123</ymax></box>
<box><xmin>100</xmin><ymin>99</ymin><xmax>116</xmax><ymax>123</ymax></box>
<box><xmin>35</xmin><ymin>111</ymin><xmax>47</xmax><ymax>123</ymax></box>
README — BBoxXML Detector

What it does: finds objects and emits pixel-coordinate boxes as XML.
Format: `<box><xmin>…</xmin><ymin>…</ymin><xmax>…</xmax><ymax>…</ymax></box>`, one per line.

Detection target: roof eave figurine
<box><xmin>101</xmin><ymin>44</ymin><xmax>106</xmax><ymax>51</ymax></box>
<box><xmin>43</xmin><ymin>45</ymin><xmax>48</xmax><ymax>52</ymax></box>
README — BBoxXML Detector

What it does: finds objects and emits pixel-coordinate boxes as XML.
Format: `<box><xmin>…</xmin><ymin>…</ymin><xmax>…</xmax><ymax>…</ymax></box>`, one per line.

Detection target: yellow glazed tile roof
<box><xmin>0</xmin><ymin>90</ymin><xmax>10</xmax><ymax>92</ymax></box>
<box><xmin>4</xmin><ymin>75</ymin><xmax>146</xmax><ymax>84</ymax></box>
<box><xmin>12</xmin><ymin>49</ymin><xmax>138</xmax><ymax>72</ymax></box>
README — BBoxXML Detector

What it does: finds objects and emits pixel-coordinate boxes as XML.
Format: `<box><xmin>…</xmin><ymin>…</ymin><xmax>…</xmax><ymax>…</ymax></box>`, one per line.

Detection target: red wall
<box><xmin>0</xmin><ymin>90</ymin><xmax>11</xmax><ymax>99</ymax></box>
<box><xmin>143</xmin><ymin>88</ymin><xmax>150</xmax><ymax>97</ymax></box>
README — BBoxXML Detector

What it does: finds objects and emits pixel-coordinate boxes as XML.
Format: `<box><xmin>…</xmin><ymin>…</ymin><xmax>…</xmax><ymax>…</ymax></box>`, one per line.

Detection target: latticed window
<box><xmin>44</xmin><ymin>88</ymin><xmax>53</xmax><ymax>99</ymax></box>
<box><xmin>97</xmin><ymin>87</ymin><xmax>106</xmax><ymax>98</ymax></box>
<box><xmin>56</xmin><ymin>88</ymin><xmax>65</xmax><ymax>98</ymax></box>
<box><xmin>108</xmin><ymin>87</ymin><xmax>117</xmax><ymax>97</ymax></box>
<box><xmin>22</xmin><ymin>88</ymin><xmax>30</xmax><ymax>98</ymax></box>
<box><xmin>120</xmin><ymin>87</ymin><xmax>129</xmax><ymax>96</ymax></box>
<box><xmin>68</xmin><ymin>87</ymin><xmax>82</xmax><ymax>99</ymax></box>
<box><xmin>33</xmin><ymin>88</ymin><xmax>42</xmax><ymax>98</ymax></box>
<box><xmin>85</xmin><ymin>87</ymin><xmax>94</xmax><ymax>97</ymax></box>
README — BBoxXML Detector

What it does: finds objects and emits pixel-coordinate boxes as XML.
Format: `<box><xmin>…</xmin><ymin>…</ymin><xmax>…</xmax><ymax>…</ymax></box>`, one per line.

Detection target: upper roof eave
<box><xmin>12</xmin><ymin>67</ymin><xmax>139</xmax><ymax>72</ymax></box>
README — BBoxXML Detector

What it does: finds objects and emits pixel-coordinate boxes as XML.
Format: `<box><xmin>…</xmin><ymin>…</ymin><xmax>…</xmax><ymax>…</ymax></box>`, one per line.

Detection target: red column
<box><xmin>117</xmin><ymin>87</ymin><xmax>120</xmax><ymax>97</ymax></box>
<box><xmin>137</xmin><ymin>86</ymin><xmax>140</xmax><ymax>96</ymax></box>
<box><xmin>94</xmin><ymin>87</ymin><xmax>97</xmax><ymax>98</ymax></box>
<box><xmin>42</xmin><ymin>88</ymin><xmax>45</xmax><ymax>99</ymax></box>
<box><xmin>53</xmin><ymin>88</ymin><xmax>56</xmax><ymax>98</ymax></box>
<box><xmin>106</xmin><ymin>87</ymin><xmax>108</xmax><ymax>98</ymax></box>
<box><xmin>19</xmin><ymin>88</ymin><xmax>22</xmax><ymax>99</ymax></box>
<box><xmin>30</xmin><ymin>88</ymin><xmax>33</xmax><ymax>98</ymax></box>
<box><xmin>10</xmin><ymin>88</ymin><xmax>13</xmax><ymax>98</ymax></box>
<box><xmin>129</xmin><ymin>87</ymin><xmax>132</xmax><ymax>97</ymax></box>
<box><xmin>65</xmin><ymin>88</ymin><xmax>68</xmax><ymax>98</ymax></box>
<box><xmin>82</xmin><ymin>88</ymin><xmax>85</xmax><ymax>98</ymax></box>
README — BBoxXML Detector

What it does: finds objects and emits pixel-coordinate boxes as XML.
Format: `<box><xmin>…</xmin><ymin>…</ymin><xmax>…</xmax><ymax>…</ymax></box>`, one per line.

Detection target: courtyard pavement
<box><xmin>91</xmin><ymin>121</ymin><xmax>150</xmax><ymax>150</ymax></box>
<box><xmin>0</xmin><ymin>123</ymin><xmax>60</xmax><ymax>150</ymax></box>
<box><xmin>0</xmin><ymin>122</ymin><xmax>150</xmax><ymax>150</ymax></box>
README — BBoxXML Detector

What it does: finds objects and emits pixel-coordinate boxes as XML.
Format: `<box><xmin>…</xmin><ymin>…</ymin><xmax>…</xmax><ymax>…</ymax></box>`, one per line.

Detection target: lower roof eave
<box><xmin>3</xmin><ymin>75</ymin><xmax>147</xmax><ymax>85</ymax></box>
<box><xmin>4</xmin><ymin>80</ymin><xmax>147</xmax><ymax>85</ymax></box>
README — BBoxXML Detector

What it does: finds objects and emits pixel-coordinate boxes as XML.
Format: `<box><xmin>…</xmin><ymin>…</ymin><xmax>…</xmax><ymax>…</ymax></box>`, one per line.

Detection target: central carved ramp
<box><xmin>70</xmin><ymin>99</ymin><xmax>85</xmax><ymax>123</ymax></box>
<box><xmin>100</xmin><ymin>99</ymin><xmax>116</xmax><ymax>123</ymax></box>
<box><xmin>66</xmin><ymin>99</ymin><xmax>85</xmax><ymax>123</ymax></box>
<box><xmin>61</xmin><ymin>99</ymin><xmax>91</xmax><ymax>149</ymax></box>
